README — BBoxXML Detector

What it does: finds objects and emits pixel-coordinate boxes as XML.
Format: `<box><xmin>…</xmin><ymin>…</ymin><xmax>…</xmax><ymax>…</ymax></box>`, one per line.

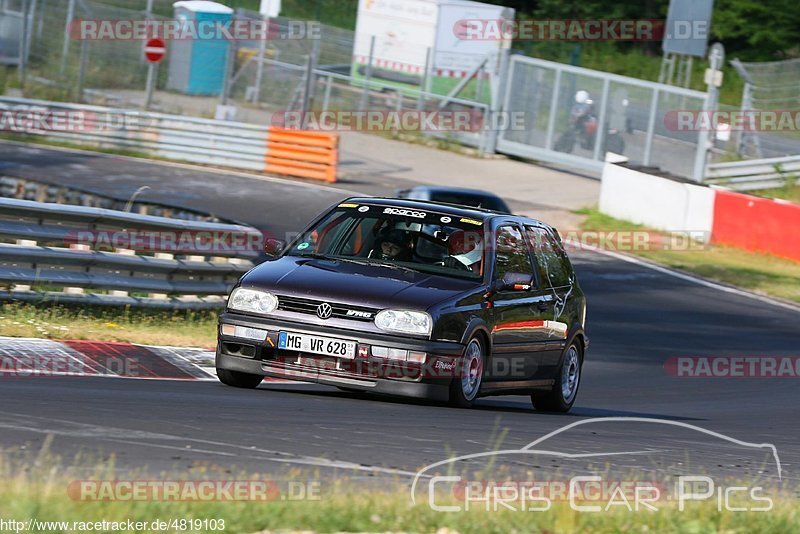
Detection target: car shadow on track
<box><xmin>253</xmin><ymin>384</ymin><xmax>703</xmax><ymax>421</ymax></box>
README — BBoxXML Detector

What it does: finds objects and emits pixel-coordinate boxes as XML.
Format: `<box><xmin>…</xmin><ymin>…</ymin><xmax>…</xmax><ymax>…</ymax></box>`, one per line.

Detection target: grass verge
<box><xmin>0</xmin><ymin>302</ymin><xmax>218</xmax><ymax>347</ymax></box>
<box><xmin>0</xmin><ymin>450</ymin><xmax>796</xmax><ymax>534</ymax></box>
<box><xmin>750</xmin><ymin>184</ymin><xmax>800</xmax><ymax>204</ymax></box>
<box><xmin>575</xmin><ymin>208</ymin><xmax>800</xmax><ymax>304</ymax></box>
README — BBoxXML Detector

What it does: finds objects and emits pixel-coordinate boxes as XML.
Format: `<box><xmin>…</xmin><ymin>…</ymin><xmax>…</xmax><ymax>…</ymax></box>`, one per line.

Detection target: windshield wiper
<box><xmin>296</xmin><ymin>253</ymin><xmax>423</xmax><ymax>274</ymax></box>
<box><xmin>359</xmin><ymin>259</ymin><xmax>423</xmax><ymax>274</ymax></box>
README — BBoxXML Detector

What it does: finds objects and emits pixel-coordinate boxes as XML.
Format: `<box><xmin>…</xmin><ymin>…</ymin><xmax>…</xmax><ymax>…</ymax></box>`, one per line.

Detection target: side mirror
<box><xmin>264</xmin><ymin>238</ymin><xmax>286</xmax><ymax>258</ymax></box>
<box><xmin>498</xmin><ymin>272</ymin><xmax>533</xmax><ymax>292</ymax></box>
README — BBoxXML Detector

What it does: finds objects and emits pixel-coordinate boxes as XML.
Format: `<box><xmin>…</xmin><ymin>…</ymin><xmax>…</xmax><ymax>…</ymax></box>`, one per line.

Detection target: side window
<box><xmin>494</xmin><ymin>225</ymin><xmax>533</xmax><ymax>281</ymax></box>
<box><xmin>526</xmin><ymin>226</ymin><xmax>572</xmax><ymax>288</ymax></box>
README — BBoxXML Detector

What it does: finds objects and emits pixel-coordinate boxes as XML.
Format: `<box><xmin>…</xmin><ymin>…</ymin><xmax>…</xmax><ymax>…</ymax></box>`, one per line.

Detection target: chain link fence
<box><xmin>9</xmin><ymin>1</ymin><xmax>490</xmax><ymax>146</ymax></box>
<box><xmin>731</xmin><ymin>58</ymin><xmax>800</xmax><ymax>159</ymax></box>
<box><xmin>3</xmin><ymin>0</ymin><xmax>734</xmax><ymax>180</ymax></box>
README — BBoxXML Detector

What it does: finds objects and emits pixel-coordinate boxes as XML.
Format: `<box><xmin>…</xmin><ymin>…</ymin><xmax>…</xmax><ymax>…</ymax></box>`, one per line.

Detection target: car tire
<box><xmin>531</xmin><ymin>341</ymin><xmax>582</xmax><ymax>413</ymax></box>
<box><xmin>217</xmin><ymin>368</ymin><xmax>263</xmax><ymax>389</ymax></box>
<box><xmin>449</xmin><ymin>337</ymin><xmax>485</xmax><ymax>408</ymax></box>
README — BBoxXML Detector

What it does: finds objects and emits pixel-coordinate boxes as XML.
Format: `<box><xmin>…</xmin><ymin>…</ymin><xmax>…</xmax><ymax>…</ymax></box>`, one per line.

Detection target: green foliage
<box><xmin>713</xmin><ymin>0</ymin><xmax>800</xmax><ymax>60</ymax></box>
<box><xmin>501</xmin><ymin>0</ymin><xmax>799</xmax><ymax>62</ymax></box>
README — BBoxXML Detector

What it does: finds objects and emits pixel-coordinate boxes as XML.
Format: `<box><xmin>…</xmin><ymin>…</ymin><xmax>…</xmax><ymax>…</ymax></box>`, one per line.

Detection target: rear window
<box><xmin>429</xmin><ymin>192</ymin><xmax>508</xmax><ymax>213</ymax></box>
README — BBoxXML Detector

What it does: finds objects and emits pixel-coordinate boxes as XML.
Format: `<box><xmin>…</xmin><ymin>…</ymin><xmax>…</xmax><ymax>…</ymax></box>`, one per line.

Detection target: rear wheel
<box><xmin>531</xmin><ymin>341</ymin><xmax>582</xmax><ymax>413</ymax></box>
<box><xmin>554</xmin><ymin>131</ymin><xmax>576</xmax><ymax>153</ymax></box>
<box><xmin>449</xmin><ymin>337</ymin><xmax>485</xmax><ymax>408</ymax></box>
<box><xmin>217</xmin><ymin>368</ymin><xmax>263</xmax><ymax>389</ymax></box>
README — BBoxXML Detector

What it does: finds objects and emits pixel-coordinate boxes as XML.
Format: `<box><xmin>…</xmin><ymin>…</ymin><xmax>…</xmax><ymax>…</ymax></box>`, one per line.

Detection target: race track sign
<box><xmin>144</xmin><ymin>38</ymin><xmax>166</xmax><ymax>63</ymax></box>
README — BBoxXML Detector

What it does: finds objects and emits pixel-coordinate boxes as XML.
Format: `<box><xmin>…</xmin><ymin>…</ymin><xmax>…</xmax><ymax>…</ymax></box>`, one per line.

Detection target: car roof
<box><xmin>403</xmin><ymin>185</ymin><xmax>505</xmax><ymax>199</ymax></box>
<box><xmin>342</xmin><ymin>197</ymin><xmax>548</xmax><ymax>227</ymax></box>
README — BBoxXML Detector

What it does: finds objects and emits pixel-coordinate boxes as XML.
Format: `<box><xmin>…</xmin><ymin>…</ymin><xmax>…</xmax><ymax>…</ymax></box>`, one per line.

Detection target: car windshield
<box><xmin>428</xmin><ymin>192</ymin><xmax>509</xmax><ymax>213</ymax></box>
<box><xmin>287</xmin><ymin>204</ymin><xmax>486</xmax><ymax>280</ymax></box>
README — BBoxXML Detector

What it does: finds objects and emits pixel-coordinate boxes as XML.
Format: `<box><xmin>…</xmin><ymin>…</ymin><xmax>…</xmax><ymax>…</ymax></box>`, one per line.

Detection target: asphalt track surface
<box><xmin>0</xmin><ymin>142</ymin><xmax>798</xmax><ymax>489</ymax></box>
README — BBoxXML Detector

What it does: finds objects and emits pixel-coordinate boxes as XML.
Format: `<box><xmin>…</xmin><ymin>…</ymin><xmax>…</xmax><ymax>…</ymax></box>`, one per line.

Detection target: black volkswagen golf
<box><xmin>216</xmin><ymin>198</ymin><xmax>587</xmax><ymax>411</ymax></box>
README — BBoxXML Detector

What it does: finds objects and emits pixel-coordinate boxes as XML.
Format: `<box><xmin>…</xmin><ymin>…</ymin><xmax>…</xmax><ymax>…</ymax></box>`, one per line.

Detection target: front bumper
<box><xmin>216</xmin><ymin>312</ymin><xmax>465</xmax><ymax>401</ymax></box>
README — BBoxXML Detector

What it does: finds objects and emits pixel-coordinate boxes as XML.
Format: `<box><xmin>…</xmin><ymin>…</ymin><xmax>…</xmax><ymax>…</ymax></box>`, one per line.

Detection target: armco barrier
<box><xmin>0</xmin><ymin>97</ymin><xmax>339</xmax><ymax>183</ymax></box>
<box><xmin>706</xmin><ymin>155</ymin><xmax>800</xmax><ymax>191</ymax></box>
<box><xmin>712</xmin><ymin>191</ymin><xmax>800</xmax><ymax>262</ymax></box>
<box><xmin>265</xmin><ymin>127</ymin><xmax>339</xmax><ymax>183</ymax></box>
<box><xmin>599</xmin><ymin>162</ymin><xmax>715</xmax><ymax>240</ymax></box>
<box><xmin>0</xmin><ymin>197</ymin><xmax>262</xmax><ymax>308</ymax></box>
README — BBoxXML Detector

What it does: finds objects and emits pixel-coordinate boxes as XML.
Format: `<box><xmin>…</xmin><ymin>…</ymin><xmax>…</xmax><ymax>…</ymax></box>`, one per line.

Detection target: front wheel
<box><xmin>605</xmin><ymin>132</ymin><xmax>625</xmax><ymax>155</ymax></box>
<box><xmin>449</xmin><ymin>337</ymin><xmax>485</xmax><ymax>408</ymax></box>
<box><xmin>217</xmin><ymin>368</ymin><xmax>263</xmax><ymax>389</ymax></box>
<box><xmin>531</xmin><ymin>341</ymin><xmax>582</xmax><ymax>413</ymax></box>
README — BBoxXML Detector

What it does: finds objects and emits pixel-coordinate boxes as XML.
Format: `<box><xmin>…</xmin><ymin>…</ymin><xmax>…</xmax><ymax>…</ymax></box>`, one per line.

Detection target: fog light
<box><xmin>220</xmin><ymin>324</ymin><xmax>268</xmax><ymax>342</ymax></box>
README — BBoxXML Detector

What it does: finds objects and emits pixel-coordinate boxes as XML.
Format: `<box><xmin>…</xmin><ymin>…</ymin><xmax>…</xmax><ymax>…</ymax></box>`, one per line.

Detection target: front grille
<box><xmin>276</xmin><ymin>295</ymin><xmax>378</xmax><ymax>322</ymax></box>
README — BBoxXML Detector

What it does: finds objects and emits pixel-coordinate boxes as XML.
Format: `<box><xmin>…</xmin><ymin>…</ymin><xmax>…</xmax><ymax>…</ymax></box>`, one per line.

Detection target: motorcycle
<box><xmin>554</xmin><ymin>91</ymin><xmax>625</xmax><ymax>156</ymax></box>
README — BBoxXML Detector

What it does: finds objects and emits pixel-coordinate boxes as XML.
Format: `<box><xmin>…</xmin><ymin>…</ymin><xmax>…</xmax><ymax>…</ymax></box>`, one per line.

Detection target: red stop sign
<box><xmin>144</xmin><ymin>38</ymin><xmax>166</xmax><ymax>63</ymax></box>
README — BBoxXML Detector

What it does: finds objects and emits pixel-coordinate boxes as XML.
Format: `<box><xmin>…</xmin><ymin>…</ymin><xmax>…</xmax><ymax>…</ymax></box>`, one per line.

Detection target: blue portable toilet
<box><xmin>167</xmin><ymin>1</ymin><xmax>234</xmax><ymax>96</ymax></box>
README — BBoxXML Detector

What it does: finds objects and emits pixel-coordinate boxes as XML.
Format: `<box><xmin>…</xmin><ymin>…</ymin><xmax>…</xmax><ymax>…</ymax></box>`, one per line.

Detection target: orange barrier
<box><xmin>711</xmin><ymin>190</ymin><xmax>800</xmax><ymax>262</ymax></box>
<box><xmin>264</xmin><ymin>127</ymin><xmax>339</xmax><ymax>183</ymax></box>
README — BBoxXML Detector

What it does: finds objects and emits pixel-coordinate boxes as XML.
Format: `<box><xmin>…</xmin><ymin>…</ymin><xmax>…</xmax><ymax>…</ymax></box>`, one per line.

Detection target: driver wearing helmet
<box><xmin>442</xmin><ymin>230</ymin><xmax>483</xmax><ymax>274</ymax></box>
<box><xmin>370</xmin><ymin>229</ymin><xmax>413</xmax><ymax>262</ymax></box>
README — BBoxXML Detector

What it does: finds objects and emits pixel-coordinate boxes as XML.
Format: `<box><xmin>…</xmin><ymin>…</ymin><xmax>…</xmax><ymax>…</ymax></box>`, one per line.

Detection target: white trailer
<box><xmin>351</xmin><ymin>0</ymin><xmax>514</xmax><ymax>95</ymax></box>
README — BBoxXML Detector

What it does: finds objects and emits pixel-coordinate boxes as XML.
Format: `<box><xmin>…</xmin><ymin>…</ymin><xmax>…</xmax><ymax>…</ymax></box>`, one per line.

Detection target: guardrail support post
<box><xmin>321</xmin><ymin>75</ymin><xmax>333</xmax><ymax>113</ymax></box>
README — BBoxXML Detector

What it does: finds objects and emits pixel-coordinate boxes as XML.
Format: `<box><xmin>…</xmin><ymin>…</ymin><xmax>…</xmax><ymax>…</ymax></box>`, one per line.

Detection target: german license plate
<box><xmin>278</xmin><ymin>331</ymin><xmax>357</xmax><ymax>359</ymax></box>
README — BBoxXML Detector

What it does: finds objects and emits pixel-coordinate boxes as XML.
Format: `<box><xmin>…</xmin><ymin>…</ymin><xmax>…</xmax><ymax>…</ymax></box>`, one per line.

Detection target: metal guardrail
<box><xmin>1</xmin><ymin>96</ymin><xmax>270</xmax><ymax>171</ymax></box>
<box><xmin>0</xmin><ymin>96</ymin><xmax>341</xmax><ymax>182</ymax></box>
<box><xmin>0</xmin><ymin>197</ymin><xmax>263</xmax><ymax>309</ymax></box>
<box><xmin>706</xmin><ymin>155</ymin><xmax>800</xmax><ymax>191</ymax></box>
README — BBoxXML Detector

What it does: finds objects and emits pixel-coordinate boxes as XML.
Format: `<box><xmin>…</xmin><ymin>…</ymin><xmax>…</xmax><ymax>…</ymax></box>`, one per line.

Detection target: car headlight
<box><xmin>374</xmin><ymin>309</ymin><xmax>432</xmax><ymax>336</ymax></box>
<box><xmin>228</xmin><ymin>288</ymin><xmax>278</xmax><ymax>315</ymax></box>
